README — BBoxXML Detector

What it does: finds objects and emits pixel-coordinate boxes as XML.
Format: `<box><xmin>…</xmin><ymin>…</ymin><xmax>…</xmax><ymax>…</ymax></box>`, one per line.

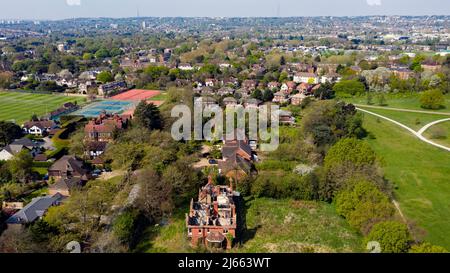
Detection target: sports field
<box><xmin>72</xmin><ymin>100</ymin><xmax>136</xmax><ymax>118</ymax></box>
<box><xmin>111</xmin><ymin>89</ymin><xmax>161</xmax><ymax>101</ymax></box>
<box><xmin>0</xmin><ymin>91</ymin><xmax>86</xmax><ymax>124</ymax></box>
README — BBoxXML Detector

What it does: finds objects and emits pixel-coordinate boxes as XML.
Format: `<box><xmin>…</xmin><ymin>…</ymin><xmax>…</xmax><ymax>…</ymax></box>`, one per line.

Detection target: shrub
<box><xmin>409</xmin><ymin>242</ymin><xmax>448</xmax><ymax>253</ymax></box>
<box><xmin>335</xmin><ymin>181</ymin><xmax>395</xmax><ymax>233</ymax></box>
<box><xmin>112</xmin><ymin>209</ymin><xmax>139</xmax><ymax>244</ymax></box>
<box><xmin>364</xmin><ymin>221</ymin><xmax>412</xmax><ymax>253</ymax></box>
<box><xmin>420</xmin><ymin>89</ymin><xmax>445</xmax><ymax>110</ymax></box>
<box><xmin>251</xmin><ymin>172</ymin><xmax>319</xmax><ymax>201</ymax></box>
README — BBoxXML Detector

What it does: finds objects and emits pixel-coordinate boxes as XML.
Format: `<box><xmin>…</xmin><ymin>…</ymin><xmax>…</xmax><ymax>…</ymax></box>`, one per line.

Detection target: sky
<box><xmin>0</xmin><ymin>0</ymin><xmax>449</xmax><ymax>20</ymax></box>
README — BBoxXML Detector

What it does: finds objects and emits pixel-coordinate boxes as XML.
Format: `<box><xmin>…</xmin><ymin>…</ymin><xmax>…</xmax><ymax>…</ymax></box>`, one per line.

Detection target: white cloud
<box><xmin>366</xmin><ymin>0</ymin><xmax>382</xmax><ymax>6</ymax></box>
<box><xmin>66</xmin><ymin>0</ymin><xmax>81</xmax><ymax>6</ymax></box>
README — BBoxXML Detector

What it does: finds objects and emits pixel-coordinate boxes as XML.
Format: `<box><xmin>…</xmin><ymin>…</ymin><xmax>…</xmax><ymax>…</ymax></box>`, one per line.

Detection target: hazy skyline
<box><xmin>1</xmin><ymin>0</ymin><xmax>449</xmax><ymax>20</ymax></box>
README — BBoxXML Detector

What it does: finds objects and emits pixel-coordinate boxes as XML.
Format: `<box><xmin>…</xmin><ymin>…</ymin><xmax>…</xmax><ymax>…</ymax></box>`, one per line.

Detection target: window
<box><xmin>223</xmin><ymin>229</ymin><xmax>228</xmax><ymax>234</ymax></box>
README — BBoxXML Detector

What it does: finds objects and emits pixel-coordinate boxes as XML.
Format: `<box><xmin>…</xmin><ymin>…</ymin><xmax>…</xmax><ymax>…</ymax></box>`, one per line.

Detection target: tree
<box><xmin>8</xmin><ymin>150</ymin><xmax>33</xmax><ymax>183</ymax></box>
<box><xmin>97</xmin><ymin>71</ymin><xmax>114</xmax><ymax>84</ymax></box>
<box><xmin>335</xmin><ymin>181</ymin><xmax>395</xmax><ymax>233</ymax></box>
<box><xmin>409</xmin><ymin>242</ymin><xmax>448</xmax><ymax>253</ymax></box>
<box><xmin>251</xmin><ymin>89</ymin><xmax>263</xmax><ymax>101</ymax></box>
<box><xmin>364</xmin><ymin>221</ymin><xmax>412</xmax><ymax>253</ymax></box>
<box><xmin>95</xmin><ymin>48</ymin><xmax>110</xmax><ymax>59</ymax></box>
<box><xmin>133</xmin><ymin>101</ymin><xmax>163</xmax><ymax>131</ymax></box>
<box><xmin>0</xmin><ymin>71</ymin><xmax>13</xmax><ymax>89</ymax></box>
<box><xmin>82</xmin><ymin>53</ymin><xmax>94</xmax><ymax>60</ymax></box>
<box><xmin>0</xmin><ymin>121</ymin><xmax>22</xmax><ymax>146</ymax></box>
<box><xmin>333</xmin><ymin>79</ymin><xmax>366</xmax><ymax>97</ymax></box>
<box><xmin>420</xmin><ymin>89</ymin><xmax>445</xmax><ymax>110</ymax></box>
<box><xmin>262</xmin><ymin>89</ymin><xmax>274</xmax><ymax>102</ymax></box>
<box><xmin>135</xmin><ymin>168</ymin><xmax>173</xmax><ymax>222</ymax></box>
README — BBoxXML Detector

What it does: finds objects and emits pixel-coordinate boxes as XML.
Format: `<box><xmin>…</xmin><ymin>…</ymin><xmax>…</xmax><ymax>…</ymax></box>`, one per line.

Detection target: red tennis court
<box><xmin>111</xmin><ymin>89</ymin><xmax>161</xmax><ymax>101</ymax></box>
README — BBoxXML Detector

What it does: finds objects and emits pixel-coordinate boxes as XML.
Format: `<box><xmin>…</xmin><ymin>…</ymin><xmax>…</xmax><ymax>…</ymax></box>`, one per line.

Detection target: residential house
<box><xmin>48</xmin><ymin>155</ymin><xmax>89</xmax><ymax>181</ymax></box>
<box><xmin>186</xmin><ymin>176</ymin><xmax>239</xmax><ymax>249</ymax></box>
<box><xmin>280</xmin><ymin>81</ymin><xmax>296</xmax><ymax>94</ymax></box>
<box><xmin>217</xmin><ymin>87</ymin><xmax>235</xmax><ymax>96</ymax></box>
<box><xmin>272</xmin><ymin>92</ymin><xmax>289</xmax><ymax>104</ymax></box>
<box><xmin>48</xmin><ymin>177</ymin><xmax>83</xmax><ymax>197</ymax></box>
<box><xmin>291</xmin><ymin>93</ymin><xmax>307</xmax><ymax>106</ymax></box>
<box><xmin>391</xmin><ymin>68</ymin><xmax>414</xmax><ymax>80</ymax></box>
<box><xmin>22</xmin><ymin>120</ymin><xmax>57</xmax><ymax>136</ymax></box>
<box><xmin>267</xmin><ymin>81</ymin><xmax>280</xmax><ymax>90</ymax></box>
<box><xmin>223</xmin><ymin>97</ymin><xmax>238</xmax><ymax>107</ymax></box>
<box><xmin>296</xmin><ymin>82</ymin><xmax>311</xmax><ymax>95</ymax></box>
<box><xmin>205</xmin><ymin>78</ymin><xmax>217</xmax><ymax>87</ymax></box>
<box><xmin>0</xmin><ymin>138</ymin><xmax>40</xmax><ymax>161</ymax></box>
<box><xmin>178</xmin><ymin>63</ymin><xmax>194</xmax><ymax>71</ymax></box>
<box><xmin>218</xmin><ymin>132</ymin><xmax>254</xmax><ymax>181</ymax></box>
<box><xmin>294</xmin><ymin>72</ymin><xmax>319</xmax><ymax>84</ymax></box>
<box><xmin>320</xmin><ymin>73</ymin><xmax>342</xmax><ymax>84</ymax></box>
<box><xmin>84</xmin><ymin>113</ymin><xmax>129</xmax><ymax>142</ymax></box>
<box><xmin>6</xmin><ymin>193</ymin><xmax>64</xmax><ymax>229</ymax></box>
<box><xmin>242</xmin><ymin>80</ymin><xmax>257</xmax><ymax>91</ymax></box>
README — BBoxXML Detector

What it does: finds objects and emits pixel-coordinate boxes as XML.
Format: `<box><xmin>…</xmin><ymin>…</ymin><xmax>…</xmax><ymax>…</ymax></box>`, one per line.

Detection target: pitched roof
<box><xmin>48</xmin><ymin>155</ymin><xmax>87</xmax><ymax>177</ymax></box>
<box><xmin>6</xmin><ymin>193</ymin><xmax>64</xmax><ymax>224</ymax></box>
<box><xmin>49</xmin><ymin>177</ymin><xmax>83</xmax><ymax>192</ymax></box>
<box><xmin>23</xmin><ymin>120</ymin><xmax>56</xmax><ymax>130</ymax></box>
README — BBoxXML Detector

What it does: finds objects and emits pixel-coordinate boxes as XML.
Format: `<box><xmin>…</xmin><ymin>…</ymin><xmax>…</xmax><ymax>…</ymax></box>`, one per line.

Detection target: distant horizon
<box><xmin>1</xmin><ymin>14</ymin><xmax>450</xmax><ymax>22</ymax></box>
<box><xmin>1</xmin><ymin>0</ymin><xmax>449</xmax><ymax>21</ymax></box>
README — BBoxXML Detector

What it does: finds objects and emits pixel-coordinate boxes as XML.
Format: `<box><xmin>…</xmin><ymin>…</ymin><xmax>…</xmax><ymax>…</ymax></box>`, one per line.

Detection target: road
<box><xmin>357</xmin><ymin>107</ymin><xmax>450</xmax><ymax>152</ymax></box>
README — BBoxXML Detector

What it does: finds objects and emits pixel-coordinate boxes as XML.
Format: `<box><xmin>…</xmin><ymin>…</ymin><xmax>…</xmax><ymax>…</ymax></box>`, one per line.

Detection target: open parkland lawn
<box><xmin>345</xmin><ymin>92</ymin><xmax>450</xmax><ymax>112</ymax></box>
<box><xmin>0</xmin><ymin>91</ymin><xmax>86</xmax><ymax>124</ymax></box>
<box><xmin>362</xmin><ymin>113</ymin><xmax>450</xmax><ymax>249</ymax></box>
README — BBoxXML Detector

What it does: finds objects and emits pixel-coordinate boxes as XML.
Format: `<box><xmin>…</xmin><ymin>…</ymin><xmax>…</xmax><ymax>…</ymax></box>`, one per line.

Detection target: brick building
<box><xmin>186</xmin><ymin>177</ymin><xmax>239</xmax><ymax>250</ymax></box>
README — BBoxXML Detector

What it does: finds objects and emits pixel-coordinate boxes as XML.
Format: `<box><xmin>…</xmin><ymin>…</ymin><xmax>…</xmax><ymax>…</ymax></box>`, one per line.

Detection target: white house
<box><xmin>178</xmin><ymin>63</ymin><xmax>194</xmax><ymax>71</ymax></box>
<box><xmin>23</xmin><ymin>120</ymin><xmax>57</xmax><ymax>136</ymax></box>
<box><xmin>293</xmin><ymin>72</ymin><xmax>319</xmax><ymax>84</ymax></box>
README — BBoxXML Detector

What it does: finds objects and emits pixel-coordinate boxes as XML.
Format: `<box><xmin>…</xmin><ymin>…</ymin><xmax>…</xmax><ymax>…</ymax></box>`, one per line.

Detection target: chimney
<box><xmin>213</xmin><ymin>201</ymin><xmax>218</xmax><ymax>216</ymax></box>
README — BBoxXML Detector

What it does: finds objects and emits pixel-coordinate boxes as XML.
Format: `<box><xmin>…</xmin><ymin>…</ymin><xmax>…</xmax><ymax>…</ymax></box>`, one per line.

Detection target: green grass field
<box><xmin>345</xmin><ymin>92</ymin><xmax>450</xmax><ymax>112</ymax></box>
<box><xmin>362</xmin><ymin>114</ymin><xmax>450</xmax><ymax>249</ymax></box>
<box><xmin>423</xmin><ymin>121</ymin><xmax>450</xmax><ymax>147</ymax></box>
<box><xmin>0</xmin><ymin>91</ymin><xmax>86</xmax><ymax>124</ymax></box>
<box><xmin>358</xmin><ymin>106</ymin><xmax>450</xmax><ymax>131</ymax></box>
<box><xmin>135</xmin><ymin>198</ymin><xmax>363</xmax><ymax>253</ymax></box>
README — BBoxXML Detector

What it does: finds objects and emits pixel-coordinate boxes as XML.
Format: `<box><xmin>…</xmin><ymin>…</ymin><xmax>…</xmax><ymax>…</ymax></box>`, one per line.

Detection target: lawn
<box><xmin>358</xmin><ymin>106</ymin><xmax>450</xmax><ymax>131</ymax></box>
<box><xmin>362</xmin><ymin>114</ymin><xmax>450</xmax><ymax>249</ymax></box>
<box><xmin>345</xmin><ymin>92</ymin><xmax>450</xmax><ymax>112</ymax></box>
<box><xmin>134</xmin><ymin>198</ymin><xmax>363</xmax><ymax>253</ymax></box>
<box><xmin>147</xmin><ymin>92</ymin><xmax>167</xmax><ymax>101</ymax></box>
<box><xmin>423</xmin><ymin>121</ymin><xmax>450</xmax><ymax>147</ymax></box>
<box><xmin>0</xmin><ymin>91</ymin><xmax>86</xmax><ymax>124</ymax></box>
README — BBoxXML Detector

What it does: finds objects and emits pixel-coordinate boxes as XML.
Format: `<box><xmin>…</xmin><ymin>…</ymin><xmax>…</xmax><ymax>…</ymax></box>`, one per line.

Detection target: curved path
<box><xmin>354</xmin><ymin>104</ymin><xmax>450</xmax><ymax>116</ymax></box>
<box><xmin>357</xmin><ymin>107</ymin><xmax>450</xmax><ymax>152</ymax></box>
<box><xmin>417</xmin><ymin>118</ymin><xmax>450</xmax><ymax>136</ymax></box>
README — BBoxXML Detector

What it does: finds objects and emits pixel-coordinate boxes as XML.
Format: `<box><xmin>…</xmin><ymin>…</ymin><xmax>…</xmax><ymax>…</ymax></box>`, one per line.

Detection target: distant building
<box><xmin>98</xmin><ymin>81</ymin><xmax>128</xmax><ymax>97</ymax></box>
<box><xmin>293</xmin><ymin>72</ymin><xmax>319</xmax><ymax>84</ymax></box>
